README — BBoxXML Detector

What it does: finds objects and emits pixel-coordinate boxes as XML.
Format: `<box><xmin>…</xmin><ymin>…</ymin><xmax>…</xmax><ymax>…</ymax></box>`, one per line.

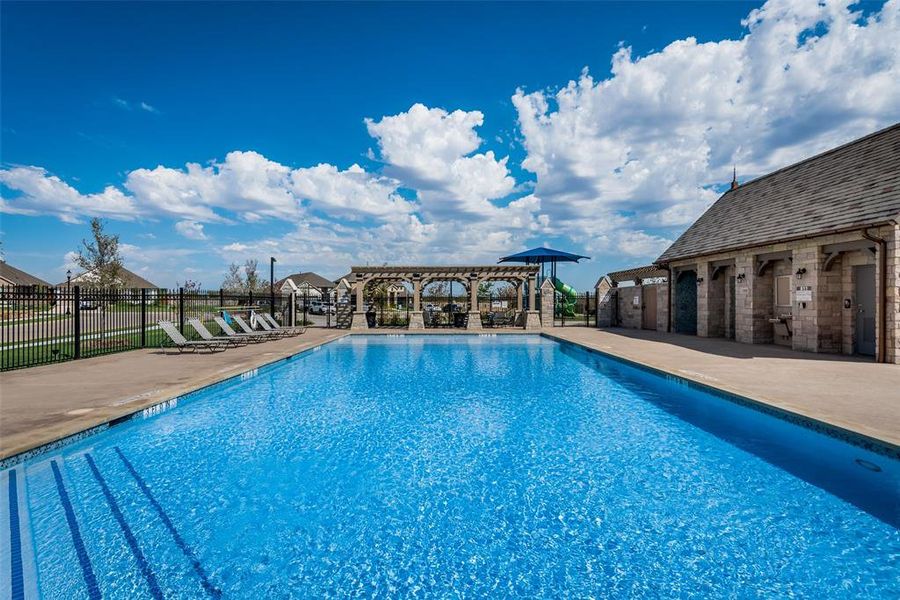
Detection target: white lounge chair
<box><xmin>260</xmin><ymin>313</ymin><xmax>306</xmax><ymax>335</ymax></box>
<box><xmin>187</xmin><ymin>318</ymin><xmax>249</xmax><ymax>347</ymax></box>
<box><xmin>213</xmin><ymin>316</ymin><xmax>272</xmax><ymax>343</ymax></box>
<box><xmin>232</xmin><ymin>314</ymin><xmax>292</xmax><ymax>339</ymax></box>
<box><xmin>158</xmin><ymin>320</ymin><xmax>227</xmax><ymax>353</ymax></box>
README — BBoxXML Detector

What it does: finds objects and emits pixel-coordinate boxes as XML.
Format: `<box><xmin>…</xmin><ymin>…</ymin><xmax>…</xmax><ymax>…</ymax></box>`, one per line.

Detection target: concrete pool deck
<box><xmin>1</xmin><ymin>326</ymin><xmax>898</xmax><ymax>461</ymax></box>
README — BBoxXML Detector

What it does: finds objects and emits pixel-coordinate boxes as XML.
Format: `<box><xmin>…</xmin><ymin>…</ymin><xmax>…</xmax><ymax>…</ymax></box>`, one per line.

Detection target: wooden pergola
<box><xmin>349</xmin><ymin>265</ymin><xmax>541</xmax><ymax>330</ymax></box>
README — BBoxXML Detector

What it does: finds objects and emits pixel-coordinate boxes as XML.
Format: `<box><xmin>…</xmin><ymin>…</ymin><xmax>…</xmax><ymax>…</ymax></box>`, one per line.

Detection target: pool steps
<box><xmin>6</xmin><ymin>450</ymin><xmax>221</xmax><ymax>599</ymax></box>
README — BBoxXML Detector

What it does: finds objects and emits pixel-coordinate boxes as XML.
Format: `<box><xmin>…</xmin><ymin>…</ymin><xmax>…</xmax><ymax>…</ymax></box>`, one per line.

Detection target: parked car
<box><xmin>308</xmin><ymin>300</ymin><xmax>335</xmax><ymax>315</ymax></box>
<box><xmin>423</xmin><ymin>303</ymin><xmax>438</xmax><ymax>312</ymax></box>
<box><xmin>442</xmin><ymin>303</ymin><xmax>462</xmax><ymax>313</ymax></box>
<box><xmin>79</xmin><ymin>299</ymin><xmax>99</xmax><ymax>310</ymax></box>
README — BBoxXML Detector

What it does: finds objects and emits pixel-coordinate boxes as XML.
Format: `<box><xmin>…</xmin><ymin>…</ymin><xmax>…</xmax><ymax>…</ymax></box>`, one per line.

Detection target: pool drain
<box><xmin>854</xmin><ymin>458</ymin><xmax>882</xmax><ymax>472</ymax></box>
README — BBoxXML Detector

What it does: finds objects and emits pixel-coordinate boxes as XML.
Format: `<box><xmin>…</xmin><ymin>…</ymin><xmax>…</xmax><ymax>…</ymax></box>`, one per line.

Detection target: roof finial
<box><xmin>730</xmin><ymin>166</ymin><xmax>739</xmax><ymax>190</ymax></box>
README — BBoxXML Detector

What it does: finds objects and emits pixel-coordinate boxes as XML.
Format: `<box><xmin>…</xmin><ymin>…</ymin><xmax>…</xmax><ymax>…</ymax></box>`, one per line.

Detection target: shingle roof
<box><xmin>61</xmin><ymin>267</ymin><xmax>159</xmax><ymax>288</ymax></box>
<box><xmin>657</xmin><ymin>123</ymin><xmax>900</xmax><ymax>264</ymax></box>
<box><xmin>275</xmin><ymin>271</ymin><xmax>336</xmax><ymax>290</ymax></box>
<box><xmin>603</xmin><ymin>265</ymin><xmax>668</xmax><ymax>285</ymax></box>
<box><xmin>0</xmin><ymin>261</ymin><xmax>51</xmax><ymax>287</ymax></box>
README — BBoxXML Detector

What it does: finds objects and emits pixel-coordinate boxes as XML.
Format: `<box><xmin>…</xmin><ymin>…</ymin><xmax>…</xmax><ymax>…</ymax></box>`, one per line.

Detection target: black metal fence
<box><xmin>552</xmin><ymin>290</ymin><xmax>596</xmax><ymax>327</ymax></box>
<box><xmin>0</xmin><ymin>285</ymin><xmax>303</xmax><ymax>371</ymax></box>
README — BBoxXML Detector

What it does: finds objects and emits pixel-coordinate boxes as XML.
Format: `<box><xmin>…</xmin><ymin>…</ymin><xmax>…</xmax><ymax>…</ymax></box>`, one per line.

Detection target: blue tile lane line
<box><xmin>50</xmin><ymin>460</ymin><xmax>102</xmax><ymax>600</ymax></box>
<box><xmin>84</xmin><ymin>453</ymin><xmax>164</xmax><ymax>600</ymax></box>
<box><xmin>114</xmin><ymin>447</ymin><xmax>221</xmax><ymax>598</ymax></box>
<box><xmin>8</xmin><ymin>470</ymin><xmax>24</xmax><ymax>600</ymax></box>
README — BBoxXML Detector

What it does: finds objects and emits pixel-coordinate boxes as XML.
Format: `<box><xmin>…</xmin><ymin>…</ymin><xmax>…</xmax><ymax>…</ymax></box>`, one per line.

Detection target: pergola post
<box><xmin>516</xmin><ymin>281</ymin><xmax>524</xmax><ymax>311</ymax></box>
<box><xmin>525</xmin><ymin>273</ymin><xmax>541</xmax><ymax>329</ymax></box>
<box><xmin>409</xmin><ymin>276</ymin><xmax>424</xmax><ymax>329</ymax></box>
<box><xmin>350</xmin><ymin>278</ymin><xmax>369</xmax><ymax>330</ymax></box>
<box><xmin>466</xmin><ymin>275</ymin><xmax>482</xmax><ymax>330</ymax></box>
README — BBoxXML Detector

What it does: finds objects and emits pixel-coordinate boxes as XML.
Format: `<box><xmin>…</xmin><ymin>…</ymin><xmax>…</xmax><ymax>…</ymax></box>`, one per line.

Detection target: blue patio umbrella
<box><xmin>498</xmin><ymin>247</ymin><xmax>590</xmax><ymax>282</ymax></box>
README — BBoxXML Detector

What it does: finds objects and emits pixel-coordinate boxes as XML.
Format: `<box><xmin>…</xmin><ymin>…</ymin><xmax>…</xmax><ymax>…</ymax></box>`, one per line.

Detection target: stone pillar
<box><xmin>887</xmin><ymin>224</ymin><xmax>900</xmax><ymax>364</ymax></box>
<box><xmin>525</xmin><ymin>273</ymin><xmax>541</xmax><ymax>329</ymax></box>
<box><xmin>351</xmin><ymin>281</ymin><xmax>368</xmax><ymax>330</ymax></box>
<box><xmin>540</xmin><ymin>278</ymin><xmax>555</xmax><ymax>327</ymax></box>
<box><xmin>409</xmin><ymin>277</ymin><xmax>424</xmax><ymax>329</ymax></box>
<box><xmin>466</xmin><ymin>277</ymin><xmax>482</xmax><ymax>330</ymax></box>
<box><xmin>656</xmin><ymin>282</ymin><xmax>669</xmax><ymax>333</ymax></box>
<box><xmin>595</xmin><ymin>277</ymin><xmax>616</xmax><ymax>328</ymax></box>
<box><xmin>696</xmin><ymin>261</ymin><xmax>711</xmax><ymax>337</ymax></box>
<box><xmin>697</xmin><ymin>262</ymin><xmax>726</xmax><ymax>338</ymax></box>
<box><xmin>734</xmin><ymin>254</ymin><xmax>756</xmax><ymax>344</ymax></box>
<box><xmin>516</xmin><ymin>282</ymin><xmax>524</xmax><ymax>311</ymax></box>
<box><xmin>792</xmin><ymin>245</ymin><xmax>819</xmax><ymax>353</ymax></box>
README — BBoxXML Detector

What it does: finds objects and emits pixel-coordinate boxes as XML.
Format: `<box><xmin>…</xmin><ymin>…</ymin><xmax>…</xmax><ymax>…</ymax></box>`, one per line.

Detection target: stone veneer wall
<box><xmin>668</xmin><ymin>226</ymin><xmax>900</xmax><ymax>363</ymax></box>
<box><xmin>656</xmin><ymin>282</ymin><xmax>669</xmax><ymax>332</ymax></box>
<box><xmin>886</xmin><ymin>223</ymin><xmax>899</xmax><ymax>364</ymax></box>
<box><xmin>616</xmin><ymin>285</ymin><xmax>643</xmax><ymax>329</ymax></box>
<box><xmin>595</xmin><ymin>277</ymin><xmax>616</xmax><ymax>328</ymax></box>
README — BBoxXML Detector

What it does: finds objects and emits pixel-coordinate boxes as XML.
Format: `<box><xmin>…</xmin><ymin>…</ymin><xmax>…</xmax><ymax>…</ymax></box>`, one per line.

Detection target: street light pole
<box><xmin>270</xmin><ymin>257</ymin><xmax>276</xmax><ymax>319</ymax></box>
<box><xmin>66</xmin><ymin>269</ymin><xmax>72</xmax><ymax>315</ymax></box>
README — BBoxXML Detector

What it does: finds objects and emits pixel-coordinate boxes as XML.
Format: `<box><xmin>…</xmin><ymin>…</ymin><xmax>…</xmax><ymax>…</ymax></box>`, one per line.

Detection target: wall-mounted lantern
<box><xmin>736</xmin><ymin>273</ymin><xmax>746</xmax><ymax>282</ymax></box>
<box><xmin>795</xmin><ymin>267</ymin><xmax>807</xmax><ymax>280</ymax></box>
<box><xmin>696</xmin><ymin>277</ymin><xmax>705</xmax><ymax>285</ymax></box>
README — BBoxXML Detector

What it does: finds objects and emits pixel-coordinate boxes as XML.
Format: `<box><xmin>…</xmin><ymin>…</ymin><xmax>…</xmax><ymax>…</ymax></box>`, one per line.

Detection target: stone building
<box><xmin>654</xmin><ymin>123</ymin><xmax>900</xmax><ymax>363</ymax></box>
<box><xmin>595</xmin><ymin>266</ymin><xmax>668</xmax><ymax>332</ymax></box>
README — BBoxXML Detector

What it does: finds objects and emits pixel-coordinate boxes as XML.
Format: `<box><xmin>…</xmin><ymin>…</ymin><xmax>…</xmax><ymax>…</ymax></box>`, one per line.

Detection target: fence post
<box><xmin>141</xmin><ymin>288</ymin><xmax>147</xmax><ymax>347</ymax></box>
<box><xmin>178</xmin><ymin>287</ymin><xmax>185</xmax><ymax>334</ymax></box>
<box><xmin>290</xmin><ymin>292</ymin><xmax>296</xmax><ymax>326</ymax></box>
<box><xmin>74</xmin><ymin>285</ymin><xmax>81</xmax><ymax>359</ymax></box>
<box><xmin>219</xmin><ymin>288</ymin><xmax>224</xmax><ymax>310</ymax></box>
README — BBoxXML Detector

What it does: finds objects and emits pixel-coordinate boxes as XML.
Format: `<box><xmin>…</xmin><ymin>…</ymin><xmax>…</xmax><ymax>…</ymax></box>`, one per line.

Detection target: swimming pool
<box><xmin>2</xmin><ymin>335</ymin><xmax>898</xmax><ymax>598</ymax></box>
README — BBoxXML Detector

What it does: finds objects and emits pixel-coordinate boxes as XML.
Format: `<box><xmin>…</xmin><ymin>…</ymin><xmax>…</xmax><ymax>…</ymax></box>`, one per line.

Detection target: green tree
<box><xmin>244</xmin><ymin>259</ymin><xmax>260</xmax><ymax>291</ymax></box>
<box><xmin>222</xmin><ymin>263</ymin><xmax>244</xmax><ymax>290</ymax></box>
<box><xmin>75</xmin><ymin>218</ymin><xmax>123</xmax><ymax>287</ymax></box>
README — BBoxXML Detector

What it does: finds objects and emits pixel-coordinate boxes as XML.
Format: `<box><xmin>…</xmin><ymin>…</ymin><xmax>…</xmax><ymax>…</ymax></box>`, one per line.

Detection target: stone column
<box><xmin>516</xmin><ymin>282</ymin><xmax>524</xmax><ymax>311</ymax></box>
<box><xmin>539</xmin><ymin>277</ymin><xmax>555</xmax><ymax>327</ymax></box>
<box><xmin>351</xmin><ymin>280</ymin><xmax>369</xmax><ymax>330</ymax></box>
<box><xmin>525</xmin><ymin>273</ymin><xmax>541</xmax><ymax>329</ymax></box>
<box><xmin>466</xmin><ymin>277</ymin><xmax>482</xmax><ymax>330</ymax></box>
<box><xmin>409</xmin><ymin>277</ymin><xmax>424</xmax><ymax>329</ymax></box>
<box><xmin>595</xmin><ymin>277</ymin><xmax>615</xmax><ymax>328</ymax></box>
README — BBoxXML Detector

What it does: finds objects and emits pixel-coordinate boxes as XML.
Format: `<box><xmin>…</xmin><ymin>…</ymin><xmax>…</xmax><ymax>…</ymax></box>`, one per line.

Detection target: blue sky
<box><xmin>2</xmin><ymin>0</ymin><xmax>898</xmax><ymax>290</ymax></box>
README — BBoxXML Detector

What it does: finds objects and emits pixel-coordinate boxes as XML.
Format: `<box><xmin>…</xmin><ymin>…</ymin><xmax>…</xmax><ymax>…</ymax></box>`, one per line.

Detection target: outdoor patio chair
<box><xmin>260</xmin><ymin>312</ymin><xmax>306</xmax><ymax>335</ymax></box>
<box><xmin>213</xmin><ymin>316</ymin><xmax>272</xmax><ymax>343</ymax></box>
<box><xmin>158</xmin><ymin>320</ymin><xmax>227</xmax><ymax>353</ymax></box>
<box><xmin>256</xmin><ymin>314</ymin><xmax>303</xmax><ymax>337</ymax></box>
<box><xmin>187</xmin><ymin>317</ymin><xmax>249</xmax><ymax>347</ymax></box>
<box><xmin>232</xmin><ymin>314</ymin><xmax>292</xmax><ymax>339</ymax></box>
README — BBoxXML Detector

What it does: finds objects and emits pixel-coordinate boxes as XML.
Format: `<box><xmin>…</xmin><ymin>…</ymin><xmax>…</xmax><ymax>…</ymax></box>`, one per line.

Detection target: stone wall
<box><xmin>616</xmin><ymin>285</ymin><xmax>643</xmax><ymax>329</ymax></box>
<box><xmin>667</xmin><ymin>226</ymin><xmax>899</xmax><ymax>363</ymax></box>
<box><xmin>656</xmin><ymin>282</ymin><xmax>669</xmax><ymax>332</ymax></box>
<box><xmin>595</xmin><ymin>277</ymin><xmax>615</xmax><ymax>328</ymax></box>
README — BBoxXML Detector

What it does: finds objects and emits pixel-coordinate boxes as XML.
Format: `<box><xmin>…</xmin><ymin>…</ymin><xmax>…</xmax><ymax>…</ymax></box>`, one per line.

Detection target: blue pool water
<box><xmin>2</xmin><ymin>335</ymin><xmax>898</xmax><ymax>598</ymax></box>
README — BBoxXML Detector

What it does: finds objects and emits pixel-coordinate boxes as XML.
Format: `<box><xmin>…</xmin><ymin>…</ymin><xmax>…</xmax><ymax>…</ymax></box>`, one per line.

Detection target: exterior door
<box><xmin>675</xmin><ymin>271</ymin><xmax>697</xmax><ymax>335</ymax></box>
<box><xmin>642</xmin><ymin>285</ymin><xmax>657</xmax><ymax>330</ymax></box>
<box><xmin>854</xmin><ymin>265</ymin><xmax>876</xmax><ymax>356</ymax></box>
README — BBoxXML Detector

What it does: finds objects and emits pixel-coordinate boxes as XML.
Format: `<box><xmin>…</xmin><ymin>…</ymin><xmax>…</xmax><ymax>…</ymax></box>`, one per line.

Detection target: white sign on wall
<box><xmin>795</xmin><ymin>289</ymin><xmax>813</xmax><ymax>302</ymax></box>
<box><xmin>633</xmin><ymin>295</ymin><xmax>641</xmax><ymax>307</ymax></box>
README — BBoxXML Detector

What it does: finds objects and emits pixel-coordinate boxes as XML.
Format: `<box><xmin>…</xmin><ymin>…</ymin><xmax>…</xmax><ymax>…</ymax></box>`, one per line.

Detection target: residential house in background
<box><xmin>0</xmin><ymin>261</ymin><xmax>51</xmax><ymax>291</ymax></box>
<box><xmin>274</xmin><ymin>271</ymin><xmax>336</xmax><ymax>299</ymax></box>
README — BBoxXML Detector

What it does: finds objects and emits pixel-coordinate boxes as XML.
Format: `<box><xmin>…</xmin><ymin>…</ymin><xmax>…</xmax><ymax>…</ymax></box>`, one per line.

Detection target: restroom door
<box><xmin>675</xmin><ymin>271</ymin><xmax>697</xmax><ymax>335</ymax></box>
<box><xmin>854</xmin><ymin>265</ymin><xmax>876</xmax><ymax>356</ymax></box>
<box><xmin>642</xmin><ymin>285</ymin><xmax>657</xmax><ymax>330</ymax></box>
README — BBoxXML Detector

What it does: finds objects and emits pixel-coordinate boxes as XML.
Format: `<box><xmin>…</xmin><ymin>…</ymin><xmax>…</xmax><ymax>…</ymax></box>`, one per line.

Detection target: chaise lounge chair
<box><xmin>260</xmin><ymin>313</ymin><xmax>306</xmax><ymax>335</ymax></box>
<box><xmin>187</xmin><ymin>317</ymin><xmax>249</xmax><ymax>347</ymax></box>
<box><xmin>232</xmin><ymin>314</ymin><xmax>292</xmax><ymax>339</ymax></box>
<box><xmin>213</xmin><ymin>316</ymin><xmax>273</xmax><ymax>343</ymax></box>
<box><xmin>158</xmin><ymin>320</ymin><xmax>227</xmax><ymax>353</ymax></box>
